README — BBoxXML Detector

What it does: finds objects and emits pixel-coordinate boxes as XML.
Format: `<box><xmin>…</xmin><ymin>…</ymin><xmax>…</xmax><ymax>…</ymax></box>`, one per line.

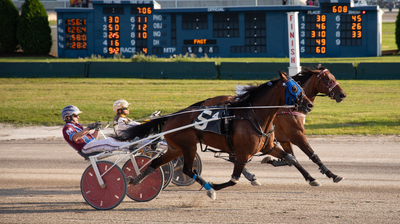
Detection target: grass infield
<box><xmin>1</xmin><ymin>78</ymin><xmax>399</xmax><ymax>135</ymax></box>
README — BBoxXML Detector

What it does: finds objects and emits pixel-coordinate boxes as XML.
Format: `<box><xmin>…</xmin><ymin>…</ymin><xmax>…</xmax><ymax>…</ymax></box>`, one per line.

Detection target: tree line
<box><xmin>0</xmin><ymin>0</ymin><xmax>52</xmax><ymax>55</ymax></box>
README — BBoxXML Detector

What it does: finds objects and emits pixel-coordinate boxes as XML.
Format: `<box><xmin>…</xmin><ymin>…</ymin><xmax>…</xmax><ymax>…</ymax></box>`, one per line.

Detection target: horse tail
<box><xmin>111</xmin><ymin>116</ymin><xmax>169</xmax><ymax>141</ymax></box>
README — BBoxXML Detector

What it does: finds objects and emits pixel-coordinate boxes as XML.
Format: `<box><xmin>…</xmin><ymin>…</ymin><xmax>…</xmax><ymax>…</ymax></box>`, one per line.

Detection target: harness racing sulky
<box><xmin>112</xmin><ymin>70</ymin><xmax>313</xmax><ymax>203</ymax></box>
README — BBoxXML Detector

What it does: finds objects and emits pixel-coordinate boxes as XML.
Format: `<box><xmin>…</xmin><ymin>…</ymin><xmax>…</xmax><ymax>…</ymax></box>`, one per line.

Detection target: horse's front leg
<box><xmin>264</xmin><ymin>143</ymin><xmax>320</xmax><ymax>186</ymax></box>
<box><xmin>212</xmin><ymin>150</ymin><xmax>252</xmax><ymax>191</ymax></box>
<box><xmin>212</xmin><ymin>161</ymin><xmax>246</xmax><ymax>191</ymax></box>
<box><xmin>291</xmin><ymin>136</ymin><xmax>344</xmax><ymax>183</ymax></box>
<box><xmin>280</xmin><ymin>142</ymin><xmax>322</xmax><ymax>186</ymax></box>
<box><xmin>242</xmin><ymin>167</ymin><xmax>261</xmax><ymax>186</ymax></box>
<box><xmin>309</xmin><ymin>153</ymin><xmax>344</xmax><ymax>183</ymax></box>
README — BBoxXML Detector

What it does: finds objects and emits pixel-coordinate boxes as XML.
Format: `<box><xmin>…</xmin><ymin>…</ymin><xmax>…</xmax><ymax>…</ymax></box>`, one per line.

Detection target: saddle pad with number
<box><xmin>193</xmin><ymin>109</ymin><xmax>225</xmax><ymax>135</ymax></box>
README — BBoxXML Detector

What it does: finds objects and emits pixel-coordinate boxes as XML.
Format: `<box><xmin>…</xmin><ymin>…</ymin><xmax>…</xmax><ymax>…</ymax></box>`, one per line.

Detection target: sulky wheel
<box><xmin>122</xmin><ymin>155</ymin><xmax>164</xmax><ymax>202</ymax></box>
<box><xmin>145</xmin><ymin>150</ymin><xmax>174</xmax><ymax>189</ymax></box>
<box><xmin>80</xmin><ymin>161</ymin><xmax>127</xmax><ymax>210</ymax></box>
<box><xmin>172</xmin><ymin>152</ymin><xmax>203</xmax><ymax>186</ymax></box>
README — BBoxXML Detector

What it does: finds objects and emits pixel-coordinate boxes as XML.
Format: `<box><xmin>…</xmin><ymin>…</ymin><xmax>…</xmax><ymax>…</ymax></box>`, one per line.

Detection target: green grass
<box><xmin>1</xmin><ymin>78</ymin><xmax>399</xmax><ymax>135</ymax></box>
<box><xmin>382</xmin><ymin>22</ymin><xmax>397</xmax><ymax>50</ymax></box>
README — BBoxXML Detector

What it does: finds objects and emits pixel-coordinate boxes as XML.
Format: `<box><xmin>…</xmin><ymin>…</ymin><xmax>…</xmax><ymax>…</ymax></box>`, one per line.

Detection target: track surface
<box><xmin>1</xmin><ymin>135</ymin><xmax>399</xmax><ymax>223</ymax></box>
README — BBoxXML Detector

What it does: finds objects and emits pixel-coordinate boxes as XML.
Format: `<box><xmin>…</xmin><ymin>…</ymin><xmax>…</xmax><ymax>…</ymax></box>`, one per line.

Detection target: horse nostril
<box><xmin>340</xmin><ymin>93</ymin><xmax>346</xmax><ymax>98</ymax></box>
<box><xmin>308</xmin><ymin>103</ymin><xmax>314</xmax><ymax>108</ymax></box>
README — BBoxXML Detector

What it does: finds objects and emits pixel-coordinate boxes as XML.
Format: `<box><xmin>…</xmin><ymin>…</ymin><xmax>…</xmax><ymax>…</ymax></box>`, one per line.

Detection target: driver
<box><xmin>112</xmin><ymin>99</ymin><xmax>166</xmax><ymax>149</ymax></box>
<box><xmin>113</xmin><ymin>99</ymin><xmax>161</xmax><ymax>136</ymax></box>
<box><xmin>112</xmin><ymin>99</ymin><xmax>142</xmax><ymax>136</ymax></box>
<box><xmin>61</xmin><ymin>105</ymin><xmax>129</xmax><ymax>157</ymax></box>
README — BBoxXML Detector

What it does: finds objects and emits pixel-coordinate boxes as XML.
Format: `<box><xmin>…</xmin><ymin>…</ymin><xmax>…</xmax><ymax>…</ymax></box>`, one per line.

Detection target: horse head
<box><xmin>314</xmin><ymin>66</ymin><xmax>347</xmax><ymax>103</ymax></box>
<box><xmin>279</xmin><ymin>71</ymin><xmax>314</xmax><ymax>114</ymax></box>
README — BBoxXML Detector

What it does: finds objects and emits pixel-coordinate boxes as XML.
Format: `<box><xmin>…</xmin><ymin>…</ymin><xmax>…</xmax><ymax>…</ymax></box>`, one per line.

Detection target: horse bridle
<box><xmin>317</xmin><ymin>69</ymin><xmax>339</xmax><ymax>95</ymax></box>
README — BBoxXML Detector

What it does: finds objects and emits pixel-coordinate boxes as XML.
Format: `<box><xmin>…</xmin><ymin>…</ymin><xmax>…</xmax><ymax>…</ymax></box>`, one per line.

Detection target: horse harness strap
<box><xmin>198</xmin><ymin>103</ymin><xmax>276</xmax><ymax>165</ymax></box>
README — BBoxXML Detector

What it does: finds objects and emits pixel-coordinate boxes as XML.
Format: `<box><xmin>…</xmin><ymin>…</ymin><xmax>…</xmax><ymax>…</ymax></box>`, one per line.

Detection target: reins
<box><xmin>133</xmin><ymin>105</ymin><xmax>296</xmax><ymax>123</ymax></box>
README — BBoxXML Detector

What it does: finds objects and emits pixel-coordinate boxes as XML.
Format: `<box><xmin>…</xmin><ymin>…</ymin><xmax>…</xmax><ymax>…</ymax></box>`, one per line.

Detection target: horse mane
<box><xmin>230</xmin><ymin>78</ymin><xmax>281</xmax><ymax>107</ymax></box>
<box><xmin>292</xmin><ymin>66</ymin><xmax>327</xmax><ymax>85</ymax></box>
<box><xmin>188</xmin><ymin>99</ymin><xmax>206</xmax><ymax>108</ymax></box>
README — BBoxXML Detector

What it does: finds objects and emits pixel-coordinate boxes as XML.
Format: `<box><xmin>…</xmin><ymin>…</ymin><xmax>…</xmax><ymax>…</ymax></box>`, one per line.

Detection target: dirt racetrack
<box><xmin>1</xmin><ymin>133</ymin><xmax>400</xmax><ymax>223</ymax></box>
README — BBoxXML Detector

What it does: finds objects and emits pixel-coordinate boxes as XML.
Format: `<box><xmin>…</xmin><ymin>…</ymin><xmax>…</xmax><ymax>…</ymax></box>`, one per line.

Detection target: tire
<box><xmin>80</xmin><ymin>161</ymin><xmax>127</xmax><ymax>210</ymax></box>
<box><xmin>144</xmin><ymin>150</ymin><xmax>174</xmax><ymax>189</ymax></box>
<box><xmin>122</xmin><ymin>155</ymin><xmax>164</xmax><ymax>202</ymax></box>
<box><xmin>172</xmin><ymin>152</ymin><xmax>203</xmax><ymax>186</ymax></box>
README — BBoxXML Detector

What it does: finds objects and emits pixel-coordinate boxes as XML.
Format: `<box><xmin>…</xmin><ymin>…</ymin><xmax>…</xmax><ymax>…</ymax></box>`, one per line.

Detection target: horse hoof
<box><xmin>207</xmin><ymin>189</ymin><xmax>216</xmax><ymax>200</ymax></box>
<box><xmin>251</xmin><ymin>179</ymin><xmax>261</xmax><ymax>186</ymax></box>
<box><xmin>333</xmin><ymin>176</ymin><xmax>344</xmax><ymax>183</ymax></box>
<box><xmin>261</xmin><ymin>156</ymin><xmax>272</xmax><ymax>164</ymax></box>
<box><xmin>309</xmin><ymin>180</ymin><xmax>321</xmax><ymax>186</ymax></box>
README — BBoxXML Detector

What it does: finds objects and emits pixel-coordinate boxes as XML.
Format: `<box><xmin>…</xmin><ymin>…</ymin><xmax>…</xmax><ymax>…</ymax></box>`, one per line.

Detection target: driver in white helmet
<box><xmin>61</xmin><ymin>105</ymin><xmax>129</xmax><ymax>157</ymax></box>
<box><xmin>113</xmin><ymin>99</ymin><xmax>160</xmax><ymax>136</ymax></box>
<box><xmin>112</xmin><ymin>99</ymin><xmax>165</xmax><ymax>149</ymax></box>
<box><xmin>113</xmin><ymin>99</ymin><xmax>141</xmax><ymax>136</ymax></box>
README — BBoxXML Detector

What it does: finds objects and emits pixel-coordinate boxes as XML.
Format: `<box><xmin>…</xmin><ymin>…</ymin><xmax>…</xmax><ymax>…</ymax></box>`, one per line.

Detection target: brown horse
<box><xmin>114</xmin><ymin>71</ymin><xmax>314</xmax><ymax>199</ymax></box>
<box><xmin>203</xmin><ymin>66</ymin><xmax>346</xmax><ymax>186</ymax></box>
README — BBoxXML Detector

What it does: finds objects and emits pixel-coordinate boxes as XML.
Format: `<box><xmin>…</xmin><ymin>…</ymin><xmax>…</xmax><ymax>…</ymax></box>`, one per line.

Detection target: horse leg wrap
<box><xmin>193</xmin><ymin>174</ymin><xmax>216</xmax><ymax>200</ymax></box>
<box><xmin>242</xmin><ymin>167</ymin><xmax>256</xmax><ymax>181</ymax></box>
<box><xmin>310</xmin><ymin>153</ymin><xmax>322</xmax><ymax>164</ymax></box>
<box><xmin>319</xmin><ymin>164</ymin><xmax>329</xmax><ymax>174</ymax></box>
<box><xmin>130</xmin><ymin>166</ymin><xmax>155</xmax><ymax>186</ymax></box>
<box><xmin>193</xmin><ymin>174</ymin><xmax>213</xmax><ymax>190</ymax></box>
<box><xmin>284</xmin><ymin>154</ymin><xmax>298</xmax><ymax>166</ymax></box>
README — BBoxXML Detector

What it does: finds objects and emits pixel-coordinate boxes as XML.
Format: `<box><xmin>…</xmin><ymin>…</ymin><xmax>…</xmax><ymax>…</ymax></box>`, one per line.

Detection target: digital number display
<box><xmin>65</xmin><ymin>19</ymin><xmax>87</xmax><ymax>50</ymax></box>
<box><xmin>56</xmin><ymin>1</ymin><xmax>379</xmax><ymax>58</ymax></box>
<box><xmin>132</xmin><ymin>6</ymin><xmax>152</xmax><ymax>14</ymax></box>
<box><xmin>322</xmin><ymin>5</ymin><xmax>349</xmax><ymax>13</ymax></box>
<box><xmin>130</xmin><ymin>5</ymin><xmax>152</xmax><ymax>54</ymax></box>
<box><xmin>136</xmin><ymin>16</ymin><xmax>148</xmax><ymax>54</ymax></box>
<box><xmin>305</xmin><ymin>15</ymin><xmax>327</xmax><ymax>54</ymax></box>
<box><xmin>341</xmin><ymin>15</ymin><xmax>362</xmax><ymax>46</ymax></box>
<box><xmin>107</xmin><ymin>16</ymin><xmax>120</xmax><ymax>54</ymax></box>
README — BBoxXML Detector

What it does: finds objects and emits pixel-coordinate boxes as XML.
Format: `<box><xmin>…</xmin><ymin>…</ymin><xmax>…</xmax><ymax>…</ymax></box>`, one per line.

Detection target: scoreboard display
<box><xmin>55</xmin><ymin>0</ymin><xmax>381</xmax><ymax>58</ymax></box>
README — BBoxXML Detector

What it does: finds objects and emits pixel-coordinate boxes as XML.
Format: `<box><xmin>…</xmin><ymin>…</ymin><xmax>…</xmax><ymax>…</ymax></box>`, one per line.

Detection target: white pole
<box><xmin>287</xmin><ymin>12</ymin><xmax>301</xmax><ymax>76</ymax></box>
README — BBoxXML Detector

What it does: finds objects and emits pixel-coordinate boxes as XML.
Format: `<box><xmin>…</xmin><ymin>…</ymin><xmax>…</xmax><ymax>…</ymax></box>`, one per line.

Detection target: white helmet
<box><xmin>113</xmin><ymin>99</ymin><xmax>131</xmax><ymax>114</ymax></box>
<box><xmin>61</xmin><ymin>105</ymin><xmax>82</xmax><ymax>121</ymax></box>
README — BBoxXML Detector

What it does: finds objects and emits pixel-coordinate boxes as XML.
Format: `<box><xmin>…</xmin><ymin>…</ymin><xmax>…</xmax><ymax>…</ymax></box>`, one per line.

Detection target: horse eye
<box><xmin>291</xmin><ymin>86</ymin><xmax>298</xmax><ymax>93</ymax></box>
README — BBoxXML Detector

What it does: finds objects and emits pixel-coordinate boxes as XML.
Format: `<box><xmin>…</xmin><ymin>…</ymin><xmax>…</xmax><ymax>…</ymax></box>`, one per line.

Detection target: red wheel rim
<box><xmin>81</xmin><ymin>161</ymin><xmax>126</xmax><ymax>210</ymax></box>
<box><xmin>123</xmin><ymin>156</ymin><xmax>163</xmax><ymax>202</ymax></box>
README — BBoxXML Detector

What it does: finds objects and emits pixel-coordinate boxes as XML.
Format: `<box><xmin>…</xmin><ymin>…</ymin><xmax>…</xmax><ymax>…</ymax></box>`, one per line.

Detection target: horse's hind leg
<box><xmin>175</xmin><ymin>145</ymin><xmax>219</xmax><ymax>200</ymax></box>
<box><xmin>130</xmin><ymin>147</ymin><xmax>182</xmax><ymax>186</ymax></box>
